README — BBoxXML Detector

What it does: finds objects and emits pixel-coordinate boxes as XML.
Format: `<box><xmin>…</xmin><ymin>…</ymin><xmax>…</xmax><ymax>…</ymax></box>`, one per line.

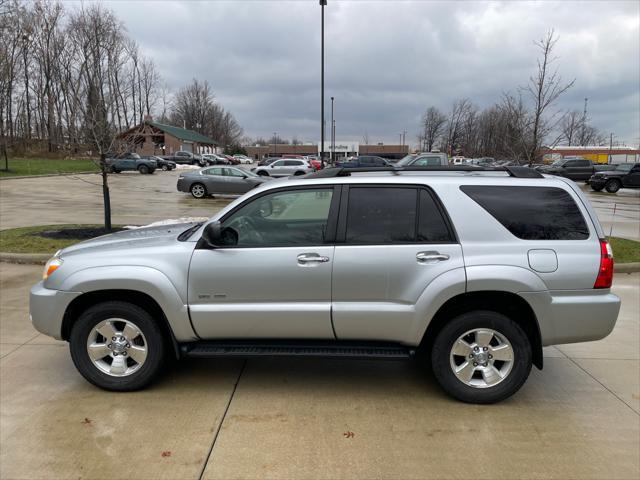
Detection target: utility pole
<box><xmin>273</xmin><ymin>132</ymin><xmax>277</xmax><ymax>156</ymax></box>
<box><xmin>320</xmin><ymin>0</ymin><xmax>327</xmax><ymax>168</ymax></box>
<box><xmin>581</xmin><ymin>97</ymin><xmax>588</xmax><ymax>145</ymax></box>
<box><xmin>609</xmin><ymin>132</ymin><xmax>613</xmax><ymax>165</ymax></box>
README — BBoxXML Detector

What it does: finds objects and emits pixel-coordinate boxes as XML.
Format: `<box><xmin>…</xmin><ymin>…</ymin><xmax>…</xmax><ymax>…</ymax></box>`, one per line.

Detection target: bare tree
<box><xmin>419</xmin><ymin>106</ymin><xmax>447</xmax><ymax>152</ymax></box>
<box><xmin>523</xmin><ymin>29</ymin><xmax>575</xmax><ymax>163</ymax></box>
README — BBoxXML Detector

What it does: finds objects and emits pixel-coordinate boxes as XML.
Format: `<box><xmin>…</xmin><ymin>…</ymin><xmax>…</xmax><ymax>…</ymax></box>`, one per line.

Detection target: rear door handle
<box><xmin>416</xmin><ymin>251</ymin><xmax>450</xmax><ymax>263</ymax></box>
<box><xmin>297</xmin><ymin>253</ymin><xmax>330</xmax><ymax>264</ymax></box>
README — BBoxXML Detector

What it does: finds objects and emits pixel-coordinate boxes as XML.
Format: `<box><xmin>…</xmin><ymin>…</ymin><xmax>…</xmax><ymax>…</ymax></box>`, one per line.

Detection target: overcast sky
<box><xmin>97</xmin><ymin>0</ymin><xmax>639</xmax><ymax>147</ymax></box>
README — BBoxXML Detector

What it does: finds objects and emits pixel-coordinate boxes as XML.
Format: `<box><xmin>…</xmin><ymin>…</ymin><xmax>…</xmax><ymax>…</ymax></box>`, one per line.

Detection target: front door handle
<box><xmin>416</xmin><ymin>251</ymin><xmax>450</xmax><ymax>263</ymax></box>
<box><xmin>297</xmin><ymin>253</ymin><xmax>330</xmax><ymax>264</ymax></box>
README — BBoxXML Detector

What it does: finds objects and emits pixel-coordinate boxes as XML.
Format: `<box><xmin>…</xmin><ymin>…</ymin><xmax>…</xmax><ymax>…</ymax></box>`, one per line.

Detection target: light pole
<box><xmin>273</xmin><ymin>132</ymin><xmax>277</xmax><ymax>157</ymax></box>
<box><xmin>331</xmin><ymin>96</ymin><xmax>334</xmax><ymax>163</ymax></box>
<box><xmin>320</xmin><ymin>0</ymin><xmax>327</xmax><ymax>168</ymax></box>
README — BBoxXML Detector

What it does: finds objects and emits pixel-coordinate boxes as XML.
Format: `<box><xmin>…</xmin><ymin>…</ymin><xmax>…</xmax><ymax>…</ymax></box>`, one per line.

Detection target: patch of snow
<box><xmin>124</xmin><ymin>217</ymin><xmax>209</xmax><ymax>229</ymax></box>
<box><xmin>175</xmin><ymin>164</ymin><xmax>201</xmax><ymax>170</ymax></box>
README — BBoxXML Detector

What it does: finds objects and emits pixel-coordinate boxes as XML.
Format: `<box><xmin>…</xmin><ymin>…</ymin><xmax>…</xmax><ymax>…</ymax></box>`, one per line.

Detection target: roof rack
<box><xmin>305</xmin><ymin>165</ymin><xmax>544</xmax><ymax>179</ymax></box>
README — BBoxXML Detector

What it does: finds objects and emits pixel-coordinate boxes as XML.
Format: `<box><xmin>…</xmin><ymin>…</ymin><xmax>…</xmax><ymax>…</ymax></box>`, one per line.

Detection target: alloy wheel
<box><xmin>86</xmin><ymin>318</ymin><xmax>148</xmax><ymax>377</ymax></box>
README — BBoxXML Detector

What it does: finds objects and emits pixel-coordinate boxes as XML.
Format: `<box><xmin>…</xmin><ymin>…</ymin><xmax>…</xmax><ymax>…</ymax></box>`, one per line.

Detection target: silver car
<box><xmin>30</xmin><ymin>166</ymin><xmax>620</xmax><ymax>403</ymax></box>
<box><xmin>252</xmin><ymin>158</ymin><xmax>314</xmax><ymax>177</ymax></box>
<box><xmin>177</xmin><ymin>166</ymin><xmax>269</xmax><ymax>198</ymax></box>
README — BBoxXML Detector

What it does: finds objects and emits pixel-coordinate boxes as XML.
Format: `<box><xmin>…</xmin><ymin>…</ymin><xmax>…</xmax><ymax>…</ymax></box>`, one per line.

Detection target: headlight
<box><xmin>43</xmin><ymin>257</ymin><xmax>63</xmax><ymax>280</ymax></box>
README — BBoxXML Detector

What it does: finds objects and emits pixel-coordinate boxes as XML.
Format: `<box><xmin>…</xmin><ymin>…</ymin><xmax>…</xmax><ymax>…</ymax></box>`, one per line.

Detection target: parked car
<box><xmin>30</xmin><ymin>166</ymin><xmax>619</xmax><ymax>403</ymax></box>
<box><xmin>142</xmin><ymin>155</ymin><xmax>176</xmax><ymax>171</ymax></box>
<box><xmin>252</xmin><ymin>158</ymin><xmax>314</xmax><ymax>177</ymax></box>
<box><xmin>202</xmin><ymin>153</ymin><xmax>230</xmax><ymax>165</ymax></box>
<box><xmin>162</xmin><ymin>151</ymin><xmax>206</xmax><ymax>166</ymax></box>
<box><xmin>176</xmin><ymin>166</ymin><xmax>270</xmax><ymax>198</ymax></box>
<box><xmin>258</xmin><ymin>157</ymin><xmax>279</xmax><ymax>167</ymax></box>
<box><xmin>537</xmin><ymin>157</ymin><xmax>614</xmax><ymax>181</ymax></box>
<box><xmin>397</xmin><ymin>152</ymin><xmax>449</xmax><ymax>167</ymax></box>
<box><xmin>105</xmin><ymin>153</ymin><xmax>157</xmax><ymax>174</ymax></box>
<box><xmin>335</xmin><ymin>156</ymin><xmax>391</xmax><ymax>168</ymax></box>
<box><xmin>233</xmin><ymin>154</ymin><xmax>253</xmax><ymax>164</ymax></box>
<box><xmin>588</xmin><ymin>163</ymin><xmax>640</xmax><ymax>193</ymax></box>
<box><xmin>224</xmin><ymin>154</ymin><xmax>240</xmax><ymax>165</ymax></box>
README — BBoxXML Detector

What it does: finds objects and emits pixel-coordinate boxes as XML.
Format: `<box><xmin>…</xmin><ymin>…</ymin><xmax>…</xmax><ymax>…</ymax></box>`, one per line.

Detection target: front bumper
<box><xmin>30</xmin><ymin>282</ymin><xmax>82</xmax><ymax>340</ymax></box>
<box><xmin>520</xmin><ymin>289</ymin><xmax>620</xmax><ymax>346</ymax></box>
<box><xmin>588</xmin><ymin>177</ymin><xmax>607</xmax><ymax>187</ymax></box>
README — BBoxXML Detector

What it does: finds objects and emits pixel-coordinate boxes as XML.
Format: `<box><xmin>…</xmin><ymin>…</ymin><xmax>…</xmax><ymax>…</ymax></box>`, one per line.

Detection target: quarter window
<box><xmin>460</xmin><ymin>186</ymin><xmax>589</xmax><ymax>240</ymax></box>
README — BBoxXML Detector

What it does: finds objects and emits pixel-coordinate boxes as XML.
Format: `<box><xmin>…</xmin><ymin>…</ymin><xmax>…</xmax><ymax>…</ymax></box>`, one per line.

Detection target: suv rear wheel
<box><xmin>431</xmin><ymin>311</ymin><xmax>532</xmax><ymax>404</ymax></box>
<box><xmin>138</xmin><ymin>164</ymin><xmax>149</xmax><ymax>174</ymax></box>
<box><xmin>69</xmin><ymin>301</ymin><xmax>166</xmax><ymax>391</ymax></box>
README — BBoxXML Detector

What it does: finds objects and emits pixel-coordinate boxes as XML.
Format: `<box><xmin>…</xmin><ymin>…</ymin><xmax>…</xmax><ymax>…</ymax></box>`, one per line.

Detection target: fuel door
<box><xmin>528</xmin><ymin>249</ymin><xmax>558</xmax><ymax>273</ymax></box>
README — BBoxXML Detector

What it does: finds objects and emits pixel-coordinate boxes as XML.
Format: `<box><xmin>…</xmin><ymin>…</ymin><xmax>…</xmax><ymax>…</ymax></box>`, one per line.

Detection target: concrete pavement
<box><xmin>1</xmin><ymin>262</ymin><xmax>638</xmax><ymax>479</ymax></box>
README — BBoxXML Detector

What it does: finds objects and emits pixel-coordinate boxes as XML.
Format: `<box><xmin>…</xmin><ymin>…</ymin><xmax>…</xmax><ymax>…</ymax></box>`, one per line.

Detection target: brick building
<box><xmin>118</xmin><ymin>120</ymin><xmax>219</xmax><ymax>156</ymax></box>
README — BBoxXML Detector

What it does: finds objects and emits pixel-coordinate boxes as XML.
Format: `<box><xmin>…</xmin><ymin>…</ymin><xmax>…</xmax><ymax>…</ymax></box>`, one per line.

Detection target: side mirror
<box><xmin>201</xmin><ymin>221</ymin><xmax>222</xmax><ymax>247</ymax></box>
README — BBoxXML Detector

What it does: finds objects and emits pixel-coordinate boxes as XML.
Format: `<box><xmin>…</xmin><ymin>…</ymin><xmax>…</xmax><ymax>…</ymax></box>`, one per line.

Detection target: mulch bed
<box><xmin>34</xmin><ymin>227</ymin><xmax>125</xmax><ymax>240</ymax></box>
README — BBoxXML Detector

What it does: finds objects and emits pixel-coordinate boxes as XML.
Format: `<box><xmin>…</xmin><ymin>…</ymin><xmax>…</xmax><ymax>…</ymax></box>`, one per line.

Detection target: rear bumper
<box><xmin>30</xmin><ymin>282</ymin><xmax>82</xmax><ymax>340</ymax></box>
<box><xmin>176</xmin><ymin>178</ymin><xmax>190</xmax><ymax>192</ymax></box>
<box><xmin>519</xmin><ymin>289</ymin><xmax>620</xmax><ymax>346</ymax></box>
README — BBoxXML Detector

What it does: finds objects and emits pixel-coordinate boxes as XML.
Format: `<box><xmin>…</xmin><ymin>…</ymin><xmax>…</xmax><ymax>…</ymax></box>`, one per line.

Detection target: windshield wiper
<box><xmin>178</xmin><ymin>222</ymin><xmax>203</xmax><ymax>241</ymax></box>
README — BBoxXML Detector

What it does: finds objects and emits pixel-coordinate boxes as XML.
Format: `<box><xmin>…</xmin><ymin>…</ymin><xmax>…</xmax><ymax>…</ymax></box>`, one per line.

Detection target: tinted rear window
<box><xmin>460</xmin><ymin>186</ymin><xmax>589</xmax><ymax>240</ymax></box>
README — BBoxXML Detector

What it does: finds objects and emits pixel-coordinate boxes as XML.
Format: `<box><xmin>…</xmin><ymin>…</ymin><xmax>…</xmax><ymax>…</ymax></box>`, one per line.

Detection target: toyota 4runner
<box><xmin>30</xmin><ymin>166</ymin><xmax>620</xmax><ymax>403</ymax></box>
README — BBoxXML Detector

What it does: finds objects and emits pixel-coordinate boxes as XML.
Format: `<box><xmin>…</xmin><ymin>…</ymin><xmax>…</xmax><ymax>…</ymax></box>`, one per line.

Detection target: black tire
<box><xmin>69</xmin><ymin>301</ymin><xmax>166</xmax><ymax>391</ymax></box>
<box><xmin>190</xmin><ymin>182</ymin><xmax>207</xmax><ymax>198</ymax></box>
<box><xmin>161</xmin><ymin>165</ymin><xmax>169</xmax><ymax>171</ymax></box>
<box><xmin>113</xmin><ymin>169</ymin><xmax>120</xmax><ymax>174</ymax></box>
<box><xmin>257</xmin><ymin>170</ymin><xmax>269</xmax><ymax>176</ymax></box>
<box><xmin>138</xmin><ymin>165</ymin><xmax>149</xmax><ymax>174</ymax></box>
<box><xmin>431</xmin><ymin>310</ymin><xmax>532</xmax><ymax>404</ymax></box>
<box><xmin>605</xmin><ymin>179</ymin><xmax>621</xmax><ymax>193</ymax></box>
<box><xmin>591</xmin><ymin>185</ymin><xmax>604</xmax><ymax>192</ymax></box>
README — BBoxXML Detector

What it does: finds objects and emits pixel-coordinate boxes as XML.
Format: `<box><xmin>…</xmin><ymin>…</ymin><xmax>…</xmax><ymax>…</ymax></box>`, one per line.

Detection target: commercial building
<box><xmin>542</xmin><ymin>146</ymin><xmax>639</xmax><ymax>164</ymax></box>
<box><xmin>244</xmin><ymin>141</ymin><xmax>409</xmax><ymax>161</ymax></box>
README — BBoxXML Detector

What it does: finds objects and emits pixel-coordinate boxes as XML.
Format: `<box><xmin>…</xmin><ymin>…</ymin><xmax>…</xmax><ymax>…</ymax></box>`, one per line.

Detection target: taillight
<box><xmin>594</xmin><ymin>239</ymin><xmax>614</xmax><ymax>289</ymax></box>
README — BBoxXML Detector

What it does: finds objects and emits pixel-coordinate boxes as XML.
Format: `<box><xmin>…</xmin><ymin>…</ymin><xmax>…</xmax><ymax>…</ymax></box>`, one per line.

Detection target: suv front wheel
<box><xmin>431</xmin><ymin>311</ymin><xmax>532</xmax><ymax>404</ymax></box>
<box><xmin>69</xmin><ymin>301</ymin><xmax>166</xmax><ymax>391</ymax></box>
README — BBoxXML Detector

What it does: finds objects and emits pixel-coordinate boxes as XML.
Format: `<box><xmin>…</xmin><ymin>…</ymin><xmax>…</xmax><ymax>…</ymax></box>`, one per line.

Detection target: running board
<box><xmin>181</xmin><ymin>341</ymin><xmax>414</xmax><ymax>360</ymax></box>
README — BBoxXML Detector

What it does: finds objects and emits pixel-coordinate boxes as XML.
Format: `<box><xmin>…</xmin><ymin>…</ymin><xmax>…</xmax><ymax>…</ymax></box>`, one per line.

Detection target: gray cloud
<box><xmin>97</xmin><ymin>0</ymin><xmax>639</xmax><ymax>146</ymax></box>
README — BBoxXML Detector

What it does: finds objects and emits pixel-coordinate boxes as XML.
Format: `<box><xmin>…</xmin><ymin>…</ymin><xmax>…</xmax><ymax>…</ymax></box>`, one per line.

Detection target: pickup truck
<box><xmin>396</xmin><ymin>152</ymin><xmax>449</xmax><ymax>167</ymax></box>
<box><xmin>105</xmin><ymin>153</ymin><xmax>157</xmax><ymax>174</ymax></box>
<box><xmin>335</xmin><ymin>156</ymin><xmax>391</xmax><ymax>168</ymax></box>
<box><xmin>588</xmin><ymin>163</ymin><xmax>640</xmax><ymax>192</ymax></box>
<box><xmin>162</xmin><ymin>151</ymin><xmax>206</xmax><ymax>166</ymax></box>
<box><xmin>537</xmin><ymin>157</ymin><xmax>614</xmax><ymax>181</ymax></box>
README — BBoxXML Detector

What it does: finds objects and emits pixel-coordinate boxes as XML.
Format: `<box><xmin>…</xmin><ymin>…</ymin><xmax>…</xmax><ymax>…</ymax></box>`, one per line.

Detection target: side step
<box><xmin>181</xmin><ymin>341</ymin><xmax>414</xmax><ymax>360</ymax></box>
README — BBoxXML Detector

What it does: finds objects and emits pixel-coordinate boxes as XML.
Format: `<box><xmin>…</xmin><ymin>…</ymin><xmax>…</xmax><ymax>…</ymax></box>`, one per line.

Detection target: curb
<box><xmin>1</xmin><ymin>252</ymin><xmax>639</xmax><ymax>273</ymax></box>
<box><xmin>0</xmin><ymin>171</ymin><xmax>97</xmax><ymax>180</ymax></box>
<box><xmin>0</xmin><ymin>253</ymin><xmax>52</xmax><ymax>264</ymax></box>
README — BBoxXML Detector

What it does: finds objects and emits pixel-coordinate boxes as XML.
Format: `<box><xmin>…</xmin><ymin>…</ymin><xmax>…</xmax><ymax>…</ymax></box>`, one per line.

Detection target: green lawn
<box><xmin>609</xmin><ymin>236</ymin><xmax>640</xmax><ymax>264</ymax></box>
<box><xmin>0</xmin><ymin>157</ymin><xmax>99</xmax><ymax>177</ymax></box>
<box><xmin>0</xmin><ymin>224</ymin><xmax>121</xmax><ymax>254</ymax></box>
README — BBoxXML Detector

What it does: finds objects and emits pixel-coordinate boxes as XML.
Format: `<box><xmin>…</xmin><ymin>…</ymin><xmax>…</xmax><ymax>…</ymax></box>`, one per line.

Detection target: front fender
<box><xmin>60</xmin><ymin>266</ymin><xmax>197</xmax><ymax>341</ymax></box>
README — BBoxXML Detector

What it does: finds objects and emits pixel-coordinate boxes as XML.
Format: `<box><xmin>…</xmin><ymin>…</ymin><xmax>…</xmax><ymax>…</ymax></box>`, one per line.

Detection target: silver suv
<box><xmin>30</xmin><ymin>166</ymin><xmax>620</xmax><ymax>403</ymax></box>
<box><xmin>253</xmin><ymin>159</ymin><xmax>314</xmax><ymax>177</ymax></box>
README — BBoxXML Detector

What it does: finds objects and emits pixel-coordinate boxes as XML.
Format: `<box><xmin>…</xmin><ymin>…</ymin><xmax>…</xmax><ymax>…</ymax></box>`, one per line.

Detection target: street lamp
<box><xmin>273</xmin><ymin>132</ymin><xmax>277</xmax><ymax>156</ymax></box>
<box><xmin>320</xmin><ymin>0</ymin><xmax>327</xmax><ymax>168</ymax></box>
<box><xmin>331</xmin><ymin>96</ymin><xmax>334</xmax><ymax>163</ymax></box>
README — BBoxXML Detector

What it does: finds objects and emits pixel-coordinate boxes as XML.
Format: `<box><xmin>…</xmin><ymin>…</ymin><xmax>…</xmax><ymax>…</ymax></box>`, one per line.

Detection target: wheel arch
<box><xmin>420</xmin><ymin>291</ymin><xmax>543</xmax><ymax>370</ymax></box>
<box><xmin>62</xmin><ymin>289</ymin><xmax>180</xmax><ymax>359</ymax></box>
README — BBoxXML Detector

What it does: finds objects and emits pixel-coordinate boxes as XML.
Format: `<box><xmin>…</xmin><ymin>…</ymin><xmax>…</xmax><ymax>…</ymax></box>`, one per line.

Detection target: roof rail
<box><xmin>305</xmin><ymin>165</ymin><xmax>544</xmax><ymax>179</ymax></box>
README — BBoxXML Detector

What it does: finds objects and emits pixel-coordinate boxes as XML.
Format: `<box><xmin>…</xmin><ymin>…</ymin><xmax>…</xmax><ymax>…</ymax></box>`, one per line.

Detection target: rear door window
<box><xmin>344</xmin><ymin>187</ymin><xmax>454</xmax><ymax>244</ymax></box>
<box><xmin>460</xmin><ymin>186</ymin><xmax>589</xmax><ymax>240</ymax></box>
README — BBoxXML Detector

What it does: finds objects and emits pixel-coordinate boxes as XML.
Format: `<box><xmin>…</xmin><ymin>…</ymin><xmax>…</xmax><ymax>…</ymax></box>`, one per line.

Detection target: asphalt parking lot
<box><xmin>1</xmin><ymin>169</ymin><xmax>639</xmax><ymax>479</ymax></box>
<box><xmin>1</xmin><ymin>169</ymin><xmax>639</xmax><ymax>240</ymax></box>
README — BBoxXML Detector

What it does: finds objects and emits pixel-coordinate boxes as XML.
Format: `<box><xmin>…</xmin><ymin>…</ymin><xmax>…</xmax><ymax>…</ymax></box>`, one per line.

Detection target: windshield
<box><xmin>615</xmin><ymin>163</ymin><xmax>633</xmax><ymax>172</ymax></box>
<box><xmin>396</xmin><ymin>154</ymin><xmax>417</xmax><ymax>166</ymax></box>
<box><xmin>550</xmin><ymin>159</ymin><xmax>565</xmax><ymax>166</ymax></box>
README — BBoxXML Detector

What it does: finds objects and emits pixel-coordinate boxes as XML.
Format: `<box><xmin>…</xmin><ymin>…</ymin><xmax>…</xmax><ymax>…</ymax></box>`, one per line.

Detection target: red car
<box><xmin>224</xmin><ymin>154</ymin><xmax>240</xmax><ymax>165</ymax></box>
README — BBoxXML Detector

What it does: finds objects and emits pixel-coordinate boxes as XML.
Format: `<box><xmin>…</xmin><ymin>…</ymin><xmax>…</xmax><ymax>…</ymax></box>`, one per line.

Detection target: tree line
<box><xmin>417</xmin><ymin>30</ymin><xmax>608</xmax><ymax>163</ymax></box>
<box><xmin>0</xmin><ymin>0</ymin><xmax>243</xmax><ymax>156</ymax></box>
